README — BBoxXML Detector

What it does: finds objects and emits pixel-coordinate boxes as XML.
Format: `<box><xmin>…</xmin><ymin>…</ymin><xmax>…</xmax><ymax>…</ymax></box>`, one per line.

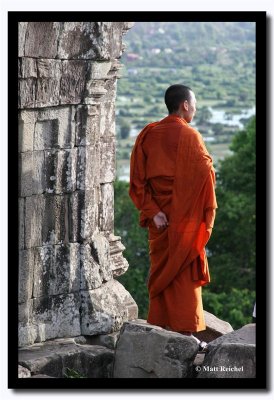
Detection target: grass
<box><xmin>63</xmin><ymin>367</ymin><xmax>87</xmax><ymax>378</ymax></box>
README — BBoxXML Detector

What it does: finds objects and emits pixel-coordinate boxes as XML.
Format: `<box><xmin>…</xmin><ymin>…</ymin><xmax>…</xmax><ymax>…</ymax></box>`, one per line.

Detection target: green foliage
<box><xmin>202</xmin><ymin>287</ymin><xmax>256</xmax><ymax>329</ymax></box>
<box><xmin>114</xmin><ymin>180</ymin><xmax>150</xmax><ymax>318</ymax></box>
<box><xmin>117</xmin><ymin>22</ymin><xmax>255</xmax><ymax>128</ymax></box>
<box><xmin>119</xmin><ymin>119</ymin><xmax>131</xmax><ymax>139</ymax></box>
<box><xmin>195</xmin><ymin>106</ymin><xmax>213</xmax><ymax>125</ymax></box>
<box><xmin>64</xmin><ymin>368</ymin><xmax>87</xmax><ymax>378</ymax></box>
<box><xmin>207</xmin><ymin>117</ymin><xmax>256</xmax><ymax>294</ymax></box>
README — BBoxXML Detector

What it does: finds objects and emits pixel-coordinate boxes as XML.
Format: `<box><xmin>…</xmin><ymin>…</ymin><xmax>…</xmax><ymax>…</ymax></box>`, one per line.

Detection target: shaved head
<box><xmin>164</xmin><ymin>84</ymin><xmax>193</xmax><ymax>114</ymax></box>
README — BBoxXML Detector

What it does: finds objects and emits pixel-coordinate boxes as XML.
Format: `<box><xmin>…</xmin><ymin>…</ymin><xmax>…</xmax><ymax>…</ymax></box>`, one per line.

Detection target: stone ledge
<box><xmin>74</xmin><ymin>331</ymin><xmax>121</xmax><ymax>350</ymax></box>
<box><xmin>193</xmin><ymin>310</ymin><xmax>234</xmax><ymax>343</ymax></box>
<box><xmin>197</xmin><ymin>323</ymin><xmax>256</xmax><ymax>378</ymax></box>
<box><xmin>18</xmin><ymin>338</ymin><xmax>114</xmax><ymax>378</ymax></box>
<box><xmin>113</xmin><ymin>320</ymin><xmax>200</xmax><ymax>378</ymax></box>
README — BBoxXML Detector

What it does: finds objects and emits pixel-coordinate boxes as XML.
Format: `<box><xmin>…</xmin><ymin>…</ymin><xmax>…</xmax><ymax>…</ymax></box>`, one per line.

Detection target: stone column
<box><xmin>18</xmin><ymin>21</ymin><xmax>137</xmax><ymax>347</ymax></box>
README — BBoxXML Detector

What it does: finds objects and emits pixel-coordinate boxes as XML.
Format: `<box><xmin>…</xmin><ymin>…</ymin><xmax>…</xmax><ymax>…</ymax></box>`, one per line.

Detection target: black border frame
<box><xmin>9</xmin><ymin>10</ymin><xmax>267</xmax><ymax>390</ymax></box>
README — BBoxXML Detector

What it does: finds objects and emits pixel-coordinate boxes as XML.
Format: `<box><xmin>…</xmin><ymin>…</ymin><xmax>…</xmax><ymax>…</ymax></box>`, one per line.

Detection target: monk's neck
<box><xmin>168</xmin><ymin>113</ymin><xmax>188</xmax><ymax>124</ymax></box>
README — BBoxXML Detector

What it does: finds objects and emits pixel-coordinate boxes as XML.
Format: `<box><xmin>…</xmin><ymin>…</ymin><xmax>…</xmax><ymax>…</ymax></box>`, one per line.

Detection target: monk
<box><xmin>129</xmin><ymin>84</ymin><xmax>217</xmax><ymax>349</ymax></box>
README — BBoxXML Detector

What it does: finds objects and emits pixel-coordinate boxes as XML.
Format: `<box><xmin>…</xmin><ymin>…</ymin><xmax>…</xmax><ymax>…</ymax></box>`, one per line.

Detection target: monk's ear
<box><xmin>182</xmin><ymin>100</ymin><xmax>189</xmax><ymax>111</ymax></box>
<box><xmin>179</xmin><ymin>101</ymin><xmax>188</xmax><ymax>112</ymax></box>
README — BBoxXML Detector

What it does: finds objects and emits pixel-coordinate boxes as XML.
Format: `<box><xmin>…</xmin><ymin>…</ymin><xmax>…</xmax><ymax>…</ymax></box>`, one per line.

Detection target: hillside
<box><xmin>116</xmin><ymin>21</ymin><xmax>255</xmax><ymax>179</ymax></box>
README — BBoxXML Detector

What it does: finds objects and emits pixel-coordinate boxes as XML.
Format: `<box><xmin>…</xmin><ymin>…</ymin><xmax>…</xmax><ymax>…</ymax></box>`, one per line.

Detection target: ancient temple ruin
<box><xmin>17</xmin><ymin>22</ymin><xmax>256</xmax><ymax>382</ymax></box>
<box><xmin>18</xmin><ymin>22</ymin><xmax>138</xmax><ymax>347</ymax></box>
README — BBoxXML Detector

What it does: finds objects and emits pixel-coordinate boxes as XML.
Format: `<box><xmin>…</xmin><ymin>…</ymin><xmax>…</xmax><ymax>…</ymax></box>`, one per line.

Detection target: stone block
<box><xmin>92</xmin><ymin>232</ymin><xmax>113</xmax><ymax>282</ymax></box>
<box><xmin>79</xmin><ymin>244</ymin><xmax>102</xmax><ymax>290</ymax></box>
<box><xmin>110</xmin><ymin>22</ymin><xmax>126</xmax><ymax>59</ymax></box>
<box><xmin>84</xmin><ymin>79</ymin><xmax>107</xmax><ymax>103</ymax></box>
<box><xmin>113</xmin><ymin>320</ymin><xmax>199</xmax><ymax>378</ymax></box>
<box><xmin>18</xmin><ymin>22</ymin><xmax>28</xmax><ymax>57</ymax></box>
<box><xmin>79</xmin><ymin>331</ymin><xmax>121</xmax><ymax>350</ymax></box>
<box><xmin>42</xmin><ymin>195</ymin><xmax>68</xmax><ymax>245</ymax></box>
<box><xmin>18</xmin><ymin>198</ymin><xmax>25</xmax><ymax>250</ymax></box>
<box><xmin>89</xmin><ymin>61</ymin><xmax>112</xmax><ymax>80</ymax></box>
<box><xmin>109</xmin><ymin>234</ymin><xmax>129</xmax><ymax>277</ymax></box>
<box><xmin>57</xmin><ymin>22</ymin><xmax>124</xmax><ymax>61</ymax></box>
<box><xmin>18</xmin><ymin>78</ymin><xmax>36</xmax><ymax>109</ymax></box>
<box><xmin>41</xmin><ymin>195</ymin><xmax>57</xmax><ymax>244</ymax></box>
<box><xmin>193</xmin><ymin>310</ymin><xmax>234</xmax><ymax>343</ymax></box>
<box><xmin>80</xmin><ymin>279</ymin><xmax>138</xmax><ymax>336</ymax></box>
<box><xmin>75</xmin><ymin>105</ymin><xmax>100</xmax><ymax>146</ymax></box>
<box><xmin>123</xmin><ymin>22</ymin><xmax>135</xmax><ymax>31</ymax></box>
<box><xmin>25</xmin><ymin>195</ymin><xmax>69</xmax><ymax>248</ymax></box>
<box><xmin>18</xmin><ymin>340</ymin><xmax>114</xmax><ymax>378</ymax></box>
<box><xmin>60</xmin><ymin>60</ymin><xmax>88</xmax><ymax>104</ymax></box>
<box><xmin>35</xmin><ymin>106</ymin><xmax>76</xmax><ymax>149</ymax></box>
<box><xmin>18</xmin><ymin>117</ymin><xmax>31</xmax><ymax>153</ymax></box>
<box><xmin>57</xmin><ymin>22</ymin><xmax>99</xmax><ymax>60</ymax></box>
<box><xmin>32</xmin><ymin>245</ymin><xmax>54</xmax><ymax>298</ymax></box>
<box><xmin>76</xmin><ymin>145</ymin><xmax>100</xmax><ymax>190</ymax></box>
<box><xmin>18</xmin><ymin>323</ymin><xmax>38</xmax><ymax>347</ymax></box>
<box><xmin>20</xmin><ymin>57</ymin><xmax>37</xmax><ymax>78</ymax></box>
<box><xmin>33</xmin><ymin>150</ymin><xmax>45</xmax><ymax>194</ymax></box>
<box><xmin>34</xmin><ymin>119</ymin><xmax>59</xmax><ymax>150</ymax></box>
<box><xmin>19</xmin><ymin>151</ymin><xmax>45</xmax><ymax>197</ymax></box>
<box><xmin>99</xmin><ymin>100</ymin><xmax>116</xmax><ymax>137</ymax></box>
<box><xmin>18</xmin><ymin>152</ymin><xmax>33</xmax><ymax>197</ymax></box>
<box><xmin>33</xmin><ymin>244</ymin><xmax>80</xmax><ymax>298</ymax></box>
<box><xmin>44</xmin><ymin>150</ymin><xmax>57</xmax><ymax>193</ymax></box>
<box><xmin>24</xmin><ymin>22</ymin><xmax>61</xmax><ymax>58</ymax></box>
<box><xmin>82</xmin><ymin>188</ymin><xmax>99</xmax><ymax>240</ymax></box>
<box><xmin>25</xmin><ymin>195</ymin><xmax>44</xmax><ymax>248</ymax></box>
<box><xmin>44</xmin><ymin>149</ymin><xmax>77</xmax><ymax>194</ymax></box>
<box><xmin>64</xmin><ymin>149</ymin><xmax>77</xmax><ymax>192</ymax></box>
<box><xmin>18</xmin><ymin>364</ymin><xmax>31</xmax><ymax>378</ymax></box>
<box><xmin>197</xmin><ymin>324</ymin><xmax>256</xmax><ymax>378</ymax></box>
<box><xmin>68</xmin><ymin>189</ymin><xmax>98</xmax><ymax>242</ymax></box>
<box><xmin>107</xmin><ymin>60</ymin><xmax>123</xmax><ymax>80</ymax></box>
<box><xmin>19</xmin><ymin>249</ymin><xmax>34</xmax><ymax>303</ymax></box>
<box><xmin>100</xmin><ymin>138</ymin><xmax>116</xmax><ymax>183</ymax></box>
<box><xmin>102</xmin><ymin>77</ymin><xmax>117</xmax><ymax>102</ymax></box>
<box><xmin>32</xmin><ymin>293</ymin><xmax>81</xmax><ymax>341</ymax></box>
<box><xmin>18</xmin><ymin>110</ymin><xmax>36</xmax><ymax>152</ymax></box>
<box><xmin>99</xmin><ymin>183</ymin><xmax>114</xmax><ymax>233</ymax></box>
<box><xmin>36</xmin><ymin>60</ymin><xmax>62</xmax><ymax>108</ymax></box>
<box><xmin>68</xmin><ymin>191</ymin><xmax>84</xmax><ymax>242</ymax></box>
<box><xmin>19</xmin><ymin>108</ymin><xmax>37</xmax><ymax>124</ymax></box>
<box><xmin>19</xmin><ymin>59</ymin><xmax>62</xmax><ymax>109</ymax></box>
<box><xmin>19</xmin><ymin>300</ymin><xmax>33</xmax><ymax>325</ymax></box>
<box><xmin>61</xmin><ymin>344</ymin><xmax>114</xmax><ymax>378</ymax></box>
<box><xmin>54</xmin><ymin>243</ymin><xmax>81</xmax><ymax>295</ymax></box>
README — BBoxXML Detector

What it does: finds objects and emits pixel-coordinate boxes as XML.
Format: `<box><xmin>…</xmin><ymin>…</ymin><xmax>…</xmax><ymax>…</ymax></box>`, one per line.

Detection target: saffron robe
<box><xmin>129</xmin><ymin>114</ymin><xmax>217</xmax><ymax>332</ymax></box>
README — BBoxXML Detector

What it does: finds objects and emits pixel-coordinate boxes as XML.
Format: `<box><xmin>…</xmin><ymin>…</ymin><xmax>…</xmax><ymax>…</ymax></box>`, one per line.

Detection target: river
<box><xmin>119</xmin><ymin>106</ymin><xmax>255</xmax><ymax>181</ymax></box>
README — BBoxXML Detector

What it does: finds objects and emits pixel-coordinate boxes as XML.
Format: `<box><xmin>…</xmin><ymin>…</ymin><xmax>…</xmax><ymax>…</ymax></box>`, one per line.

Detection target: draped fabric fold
<box><xmin>129</xmin><ymin>114</ymin><xmax>217</xmax><ymax>332</ymax></box>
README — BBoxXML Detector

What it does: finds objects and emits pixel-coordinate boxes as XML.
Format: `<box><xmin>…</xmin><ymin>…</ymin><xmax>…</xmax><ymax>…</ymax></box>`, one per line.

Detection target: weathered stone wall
<box><xmin>18</xmin><ymin>22</ymin><xmax>137</xmax><ymax>347</ymax></box>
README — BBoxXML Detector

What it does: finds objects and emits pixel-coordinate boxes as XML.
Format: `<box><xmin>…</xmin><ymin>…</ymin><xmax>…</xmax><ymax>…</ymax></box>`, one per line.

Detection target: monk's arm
<box><xmin>204</xmin><ymin>169</ymin><xmax>217</xmax><ymax>234</ymax></box>
<box><xmin>140</xmin><ymin>186</ymin><xmax>161</xmax><ymax>219</ymax></box>
<box><xmin>129</xmin><ymin>180</ymin><xmax>161</xmax><ymax>219</ymax></box>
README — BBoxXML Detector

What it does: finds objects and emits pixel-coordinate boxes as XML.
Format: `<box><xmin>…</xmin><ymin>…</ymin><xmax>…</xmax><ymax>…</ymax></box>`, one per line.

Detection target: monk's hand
<box><xmin>153</xmin><ymin>211</ymin><xmax>169</xmax><ymax>229</ymax></box>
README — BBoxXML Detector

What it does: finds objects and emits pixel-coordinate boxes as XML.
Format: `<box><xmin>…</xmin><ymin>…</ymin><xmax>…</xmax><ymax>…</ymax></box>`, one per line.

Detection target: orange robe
<box><xmin>129</xmin><ymin>114</ymin><xmax>217</xmax><ymax>332</ymax></box>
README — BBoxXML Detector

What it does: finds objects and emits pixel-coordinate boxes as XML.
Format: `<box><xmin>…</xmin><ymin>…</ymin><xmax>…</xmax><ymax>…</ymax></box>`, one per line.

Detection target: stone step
<box><xmin>196</xmin><ymin>323</ymin><xmax>256</xmax><ymax>378</ymax></box>
<box><xmin>193</xmin><ymin>310</ymin><xmax>234</xmax><ymax>343</ymax></box>
<box><xmin>18</xmin><ymin>337</ymin><xmax>114</xmax><ymax>378</ymax></box>
<box><xmin>113</xmin><ymin>319</ymin><xmax>200</xmax><ymax>378</ymax></box>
